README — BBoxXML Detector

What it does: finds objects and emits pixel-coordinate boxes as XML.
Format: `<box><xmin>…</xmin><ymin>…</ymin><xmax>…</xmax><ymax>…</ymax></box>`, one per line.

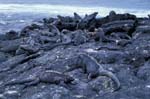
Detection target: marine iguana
<box><xmin>0</xmin><ymin>38</ymin><xmax>27</xmax><ymax>53</ymax></box>
<box><xmin>64</xmin><ymin>53</ymin><xmax>121</xmax><ymax>91</ymax></box>
<box><xmin>148</xmin><ymin>15</ymin><xmax>150</xmax><ymax>19</ymax></box>
<box><xmin>74</xmin><ymin>12</ymin><xmax>82</xmax><ymax>22</ymax></box>
<box><xmin>92</xmin><ymin>28</ymin><xmax>114</xmax><ymax>42</ymax></box>
<box><xmin>77</xmin><ymin>12</ymin><xmax>98</xmax><ymax>30</ymax></box>
<box><xmin>5</xmin><ymin>70</ymin><xmax>74</xmax><ymax>88</ymax></box>
<box><xmin>0</xmin><ymin>51</ymin><xmax>43</xmax><ymax>73</ymax></box>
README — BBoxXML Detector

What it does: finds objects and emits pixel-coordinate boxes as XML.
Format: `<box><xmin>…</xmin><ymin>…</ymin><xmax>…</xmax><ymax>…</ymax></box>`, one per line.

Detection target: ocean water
<box><xmin>0</xmin><ymin>0</ymin><xmax>150</xmax><ymax>17</ymax></box>
<box><xmin>0</xmin><ymin>0</ymin><xmax>149</xmax><ymax>33</ymax></box>
<box><xmin>0</xmin><ymin>4</ymin><xmax>150</xmax><ymax>17</ymax></box>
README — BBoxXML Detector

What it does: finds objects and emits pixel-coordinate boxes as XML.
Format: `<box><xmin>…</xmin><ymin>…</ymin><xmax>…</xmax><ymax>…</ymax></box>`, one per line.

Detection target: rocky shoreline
<box><xmin>0</xmin><ymin>11</ymin><xmax>150</xmax><ymax>99</ymax></box>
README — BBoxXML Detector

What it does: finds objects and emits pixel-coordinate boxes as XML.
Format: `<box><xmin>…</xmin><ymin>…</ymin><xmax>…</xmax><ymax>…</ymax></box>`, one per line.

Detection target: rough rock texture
<box><xmin>0</xmin><ymin>12</ymin><xmax>150</xmax><ymax>99</ymax></box>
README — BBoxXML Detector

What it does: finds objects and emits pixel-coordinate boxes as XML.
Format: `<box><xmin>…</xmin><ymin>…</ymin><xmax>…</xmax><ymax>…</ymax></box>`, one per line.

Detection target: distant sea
<box><xmin>0</xmin><ymin>0</ymin><xmax>149</xmax><ymax>33</ymax></box>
